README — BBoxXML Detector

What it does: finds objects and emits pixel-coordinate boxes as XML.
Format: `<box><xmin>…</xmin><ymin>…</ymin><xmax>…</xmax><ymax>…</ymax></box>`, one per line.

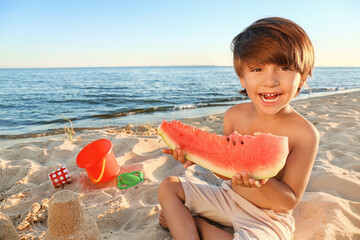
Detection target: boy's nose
<box><xmin>262</xmin><ymin>73</ymin><xmax>279</xmax><ymax>87</ymax></box>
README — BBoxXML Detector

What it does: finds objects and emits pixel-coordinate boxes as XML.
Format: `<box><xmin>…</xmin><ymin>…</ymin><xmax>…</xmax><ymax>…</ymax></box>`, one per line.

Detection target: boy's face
<box><xmin>240</xmin><ymin>63</ymin><xmax>304</xmax><ymax>115</ymax></box>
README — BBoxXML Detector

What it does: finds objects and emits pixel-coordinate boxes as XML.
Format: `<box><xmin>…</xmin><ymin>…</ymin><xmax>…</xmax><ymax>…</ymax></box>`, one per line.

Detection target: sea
<box><xmin>1</xmin><ymin>66</ymin><xmax>360</xmax><ymax>139</ymax></box>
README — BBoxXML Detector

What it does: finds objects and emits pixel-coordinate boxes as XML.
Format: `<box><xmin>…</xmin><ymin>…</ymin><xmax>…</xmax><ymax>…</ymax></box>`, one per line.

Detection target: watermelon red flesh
<box><xmin>157</xmin><ymin>120</ymin><xmax>289</xmax><ymax>180</ymax></box>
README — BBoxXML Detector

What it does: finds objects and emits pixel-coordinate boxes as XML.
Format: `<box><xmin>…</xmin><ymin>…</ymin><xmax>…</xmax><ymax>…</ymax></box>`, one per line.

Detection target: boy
<box><xmin>158</xmin><ymin>17</ymin><xmax>319</xmax><ymax>240</ymax></box>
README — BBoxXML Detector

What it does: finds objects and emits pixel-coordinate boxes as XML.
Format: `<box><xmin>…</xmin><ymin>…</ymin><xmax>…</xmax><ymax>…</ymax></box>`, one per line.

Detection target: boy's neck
<box><xmin>252</xmin><ymin>103</ymin><xmax>294</xmax><ymax>120</ymax></box>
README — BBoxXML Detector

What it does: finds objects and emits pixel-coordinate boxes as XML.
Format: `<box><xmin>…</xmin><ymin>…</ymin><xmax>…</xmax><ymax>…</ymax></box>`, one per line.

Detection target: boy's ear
<box><xmin>298</xmin><ymin>78</ymin><xmax>307</xmax><ymax>88</ymax></box>
<box><xmin>239</xmin><ymin>77</ymin><xmax>246</xmax><ymax>88</ymax></box>
<box><xmin>296</xmin><ymin>78</ymin><xmax>307</xmax><ymax>96</ymax></box>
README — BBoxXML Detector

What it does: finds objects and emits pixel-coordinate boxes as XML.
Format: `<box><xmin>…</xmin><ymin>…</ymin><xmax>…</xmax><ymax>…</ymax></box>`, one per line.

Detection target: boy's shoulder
<box><xmin>224</xmin><ymin>102</ymin><xmax>253</xmax><ymax>123</ymax></box>
<box><xmin>224</xmin><ymin>102</ymin><xmax>253</xmax><ymax>118</ymax></box>
<box><xmin>279</xmin><ymin>109</ymin><xmax>319</xmax><ymax>160</ymax></box>
<box><xmin>288</xmin><ymin>110</ymin><xmax>319</xmax><ymax>145</ymax></box>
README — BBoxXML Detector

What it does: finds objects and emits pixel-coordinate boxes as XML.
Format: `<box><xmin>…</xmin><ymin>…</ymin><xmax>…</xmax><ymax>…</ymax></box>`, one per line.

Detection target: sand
<box><xmin>0</xmin><ymin>90</ymin><xmax>360</xmax><ymax>240</ymax></box>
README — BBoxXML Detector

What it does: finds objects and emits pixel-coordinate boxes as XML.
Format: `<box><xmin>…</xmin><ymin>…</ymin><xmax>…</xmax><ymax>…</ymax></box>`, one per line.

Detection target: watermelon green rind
<box><xmin>157</xmin><ymin>120</ymin><xmax>289</xmax><ymax>180</ymax></box>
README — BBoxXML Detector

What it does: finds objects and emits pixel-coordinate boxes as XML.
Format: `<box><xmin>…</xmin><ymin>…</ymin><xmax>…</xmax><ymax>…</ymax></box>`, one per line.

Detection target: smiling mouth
<box><xmin>260</xmin><ymin>93</ymin><xmax>281</xmax><ymax>103</ymax></box>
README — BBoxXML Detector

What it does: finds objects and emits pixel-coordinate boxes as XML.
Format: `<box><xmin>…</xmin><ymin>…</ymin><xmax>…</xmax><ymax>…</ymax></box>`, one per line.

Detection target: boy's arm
<box><xmin>256</xmin><ymin>125</ymin><xmax>319</xmax><ymax>211</ymax></box>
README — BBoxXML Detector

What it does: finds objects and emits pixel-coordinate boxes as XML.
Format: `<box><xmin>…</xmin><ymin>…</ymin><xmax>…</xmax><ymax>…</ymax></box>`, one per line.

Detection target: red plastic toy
<box><xmin>48</xmin><ymin>166</ymin><xmax>72</xmax><ymax>188</ymax></box>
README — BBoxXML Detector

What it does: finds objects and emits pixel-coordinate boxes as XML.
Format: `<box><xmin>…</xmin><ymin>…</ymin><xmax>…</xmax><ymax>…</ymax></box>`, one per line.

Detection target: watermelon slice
<box><xmin>157</xmin><ymin>120</ymin><xmax>289</xmax><ymax>180</ymax></box>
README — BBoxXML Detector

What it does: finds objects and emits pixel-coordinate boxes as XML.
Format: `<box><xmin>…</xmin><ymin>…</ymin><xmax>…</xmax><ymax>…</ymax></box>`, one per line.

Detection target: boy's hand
<box><xmin>232</xmin><ymin>171</ymin><xmax>268</xmax><ymax>188</ymax></box>
<box><xmin>162</xmin><ymin>146</ymin><xmax>195</xmax><ymax>168</ymax></box>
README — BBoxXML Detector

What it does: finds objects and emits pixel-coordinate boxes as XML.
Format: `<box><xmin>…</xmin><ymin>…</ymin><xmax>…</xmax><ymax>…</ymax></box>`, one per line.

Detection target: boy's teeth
<box><xmin>261</xmin><ymin>93</ymin><xmax>280</xmax><ymax>102</ymax></box>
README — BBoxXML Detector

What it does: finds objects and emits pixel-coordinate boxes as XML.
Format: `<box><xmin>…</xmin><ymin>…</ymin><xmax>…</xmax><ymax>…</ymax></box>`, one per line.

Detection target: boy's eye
<box><xmin>280</xmin><ymin>66</ymin><xmax>292</xmax><ymax>71</ymax></box>
<box><xmin>251</xmin><ymin>68</ymin><xmax>262</xmax><ymax>72</ymax></box>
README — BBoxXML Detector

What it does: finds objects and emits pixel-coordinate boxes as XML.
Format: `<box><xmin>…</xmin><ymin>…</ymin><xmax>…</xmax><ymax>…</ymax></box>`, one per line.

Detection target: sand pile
<box><xmin>44</xmin><ymin>190</ymin><xmax>101</xmax><ymax>240</ymax></box>
<box><xmin>0</xmin><ymin>212</ymin><xmax>20</xmax><ymax>240</ymax></box>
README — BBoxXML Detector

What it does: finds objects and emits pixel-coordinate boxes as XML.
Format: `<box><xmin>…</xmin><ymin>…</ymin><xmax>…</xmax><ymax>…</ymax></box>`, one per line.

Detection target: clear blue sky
<box><xmin>0</xmin><ymin>0</ymin><xmax>359</xmax><ymax>68</ymax></box>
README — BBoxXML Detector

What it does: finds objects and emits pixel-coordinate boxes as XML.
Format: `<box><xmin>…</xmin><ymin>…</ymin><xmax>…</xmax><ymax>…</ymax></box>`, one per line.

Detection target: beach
<box><xmin>1</xmin><ymin>90</ymin><xmax>360</xmax><ymax>240</ymax></box>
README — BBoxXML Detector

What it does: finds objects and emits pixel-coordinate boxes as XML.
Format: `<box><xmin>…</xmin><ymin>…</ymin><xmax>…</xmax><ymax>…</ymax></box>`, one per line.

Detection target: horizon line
<box><xmin>0</xmin><ymin>65</ymin><xmax>359</xmax><ymax>70</ymax></box>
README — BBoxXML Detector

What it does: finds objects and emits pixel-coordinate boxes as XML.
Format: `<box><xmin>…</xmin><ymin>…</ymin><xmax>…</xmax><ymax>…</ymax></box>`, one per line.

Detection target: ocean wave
<box><xmin>301</xmin><ymin>87</ymin><xmax>348</xmax><ymax>94</ymax></box>
<box><xmin>172</xmin><ymin>104</ymin><xmax>197</xmax><ymax>110</ymax></box>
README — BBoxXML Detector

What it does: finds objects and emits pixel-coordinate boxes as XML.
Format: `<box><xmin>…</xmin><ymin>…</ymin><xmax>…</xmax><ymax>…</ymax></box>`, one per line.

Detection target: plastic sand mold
<box><xmin>117</xmin><ymin>171</ymin><xmax>144</xmax><ymax>189</ymax></box>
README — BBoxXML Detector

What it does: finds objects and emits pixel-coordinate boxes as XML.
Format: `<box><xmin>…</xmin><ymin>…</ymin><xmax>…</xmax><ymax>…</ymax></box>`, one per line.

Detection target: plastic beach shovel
<box><xmin>117</xmin><ymin>171</ymin><xmax>144</xmax><ymax>189</ymax></box>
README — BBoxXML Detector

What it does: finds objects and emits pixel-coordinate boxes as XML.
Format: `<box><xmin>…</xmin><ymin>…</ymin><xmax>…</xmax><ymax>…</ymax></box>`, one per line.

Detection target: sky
<box><xmin>0</xmin><ymin>0</ymin><xmax>359</xmax><ymax>68</ymax></box>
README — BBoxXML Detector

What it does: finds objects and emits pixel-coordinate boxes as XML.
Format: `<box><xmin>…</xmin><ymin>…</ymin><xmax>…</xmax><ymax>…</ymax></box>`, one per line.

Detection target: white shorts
<box><xmin>179</xmin><ymin>177</ymin><xmax>295</xmax><ymax>240</ymax></box>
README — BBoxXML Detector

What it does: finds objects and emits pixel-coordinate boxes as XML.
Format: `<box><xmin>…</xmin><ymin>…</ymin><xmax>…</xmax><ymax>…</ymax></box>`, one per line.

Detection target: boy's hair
<box><xmin>231</xmin><ymin>17</ymin><xmax>314</xmax><ymax>94</ymax></box>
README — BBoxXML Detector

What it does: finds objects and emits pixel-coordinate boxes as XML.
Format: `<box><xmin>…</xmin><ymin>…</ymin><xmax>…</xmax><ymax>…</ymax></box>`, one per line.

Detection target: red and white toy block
<box><xmin>48</xmin><ymin>166</ymin><xmax>72</xmax><ymax>188</ymax></box>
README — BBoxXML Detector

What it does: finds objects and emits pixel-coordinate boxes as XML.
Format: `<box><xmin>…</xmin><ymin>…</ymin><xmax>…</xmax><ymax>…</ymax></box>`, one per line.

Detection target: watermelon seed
<box><xmin>226</xmin><ymin>137</ymin><xmax>230</xmax><ymax>142</ymax></box>
<box><xmin>240</xmin><ymin>140</ymin><xmax>244</xmax><ymax>145</ymax></box>
<box><xmin>233</xmin><ymin>141</ymin><xmax>236</xmax><ymax>146</ymax></box>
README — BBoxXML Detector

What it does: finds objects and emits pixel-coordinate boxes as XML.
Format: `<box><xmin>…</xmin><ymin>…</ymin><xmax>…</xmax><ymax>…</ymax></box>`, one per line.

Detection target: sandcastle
<box><xmin>44</xmin><ymin>190</ymin><xmax>101</xmax><ymax>240</ymax></box>
<box><xmin>0</xmin><ymin>212</ymin><xmax>20</xmax><ymax>240</ymax></box>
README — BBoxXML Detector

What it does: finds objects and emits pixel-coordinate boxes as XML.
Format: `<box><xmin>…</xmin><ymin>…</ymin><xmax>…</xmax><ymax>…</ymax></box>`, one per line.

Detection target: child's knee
<box><xmin>158</xmin><ymin>176</ymin><xmax>184</xmax><ymax>202</ymax></box>
<box><xmin>158</xmin><ymin>176</ymin><xmax>180</xmax><ymax>195</ymax></box>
